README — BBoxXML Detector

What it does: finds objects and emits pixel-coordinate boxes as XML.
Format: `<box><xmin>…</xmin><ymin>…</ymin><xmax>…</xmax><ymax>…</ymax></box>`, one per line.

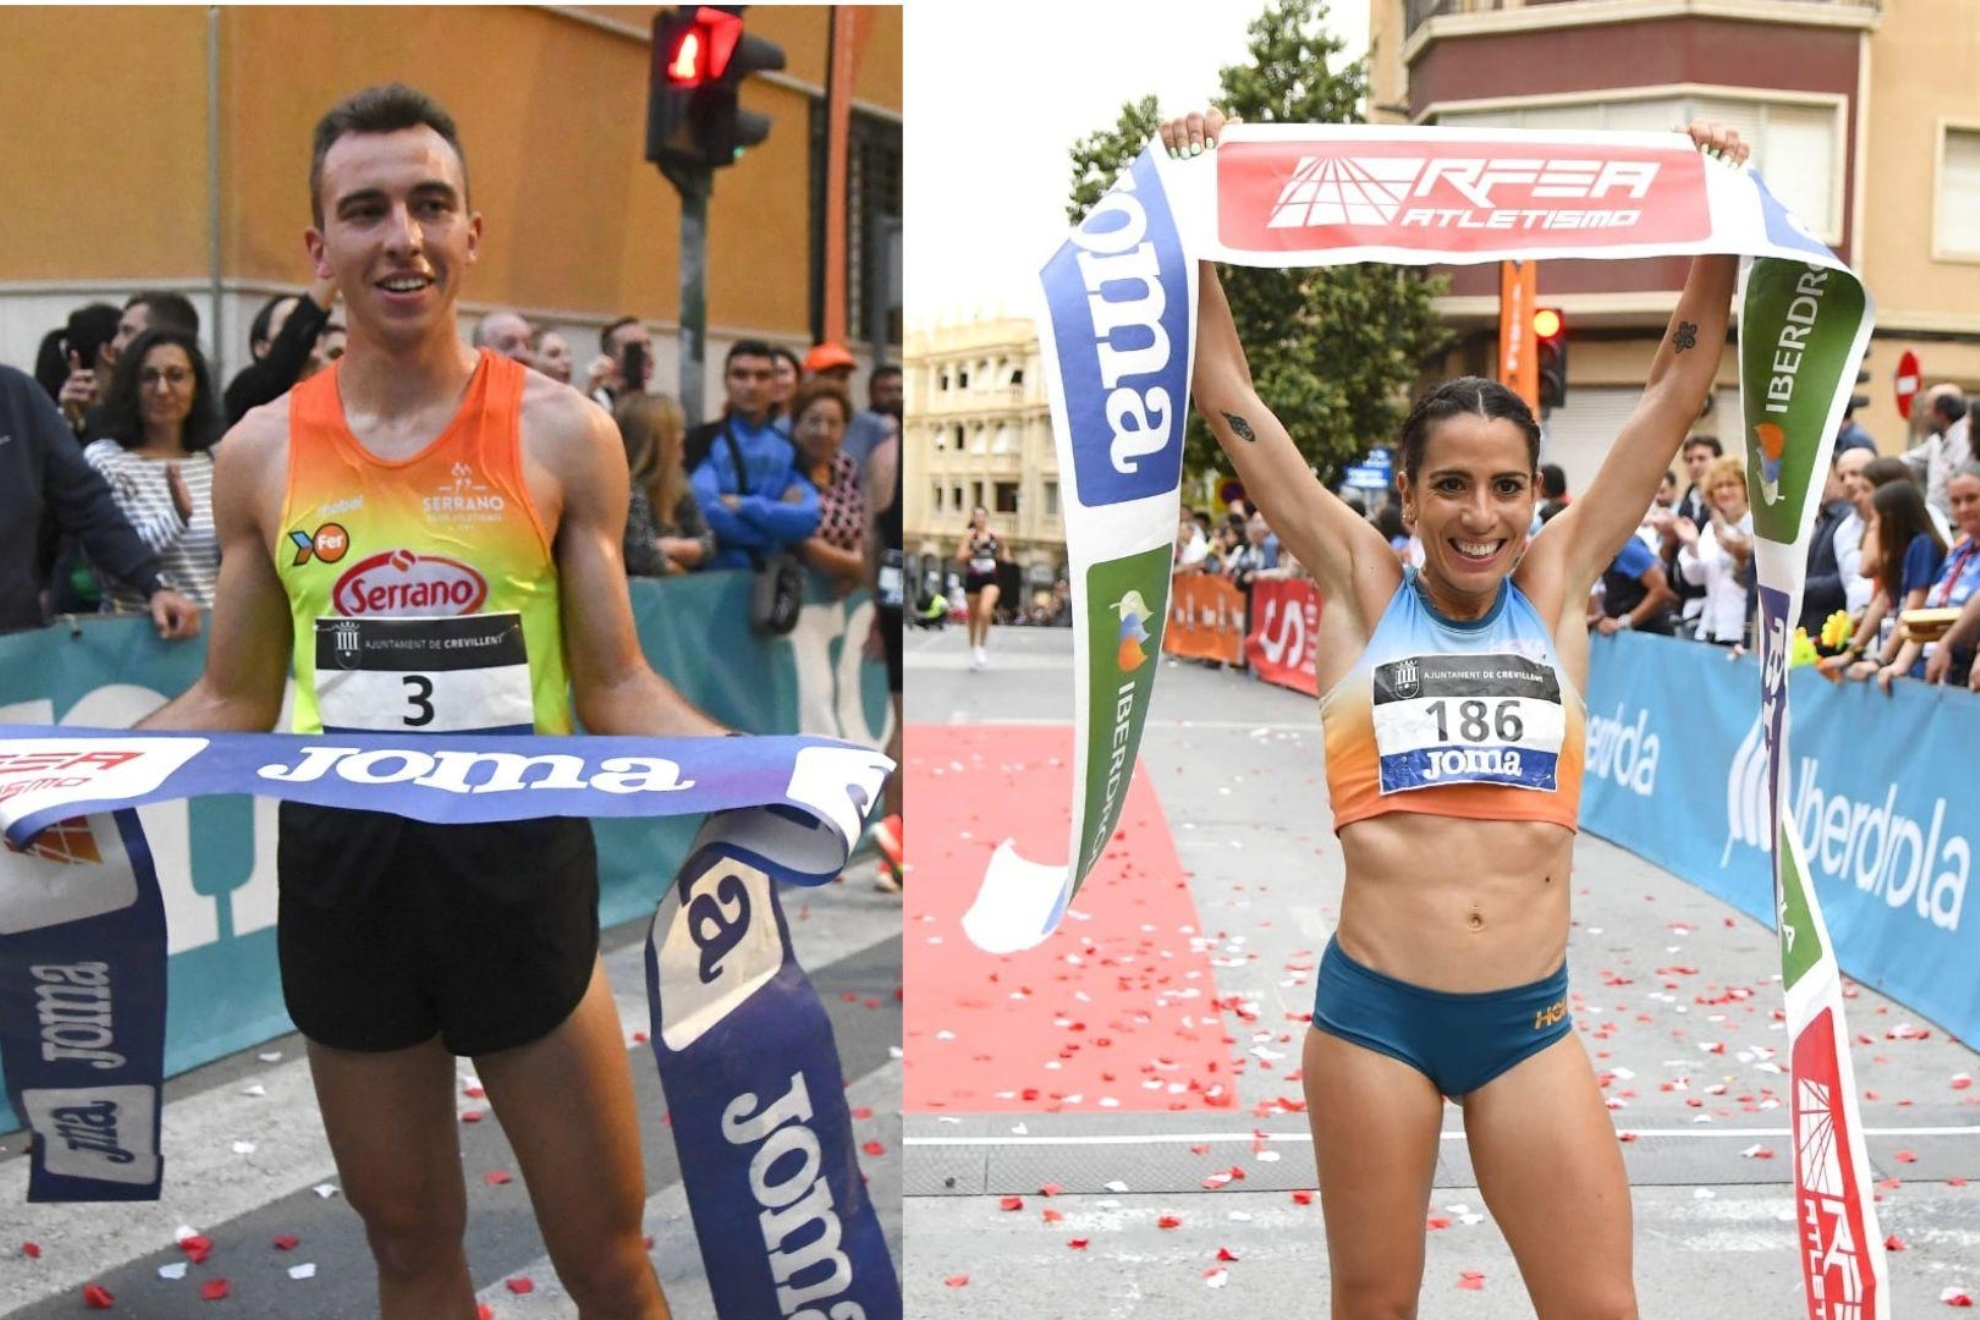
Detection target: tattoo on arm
<box><xmin>1672</xmin><ymin>321</ymin><xmax>1699</xmax><ymax>353</ymax></box>
<box><xmin>1221</xmin><ymin>411</ymin><xmax>1257</xmax><ymax>443</ymax></box>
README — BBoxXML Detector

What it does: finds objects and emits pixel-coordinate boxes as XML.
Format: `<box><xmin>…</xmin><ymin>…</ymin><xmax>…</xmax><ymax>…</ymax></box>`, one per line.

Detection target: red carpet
<box><xmin>904</xmin><ymin>724</ymin><xmax>1238</xmax><ymax>1114</ymax></box>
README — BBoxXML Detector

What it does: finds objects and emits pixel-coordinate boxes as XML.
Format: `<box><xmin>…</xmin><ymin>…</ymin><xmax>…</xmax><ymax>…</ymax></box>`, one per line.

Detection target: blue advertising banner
<box><xmin>1582</xmin><ymin>633</ymin><xmax>1978</xmax><ymax>1045</ymax></box>
<box><xmin>0</xmin><ymin>571</ymin><xmax>890</xmax><ymax>1134</ymax></box>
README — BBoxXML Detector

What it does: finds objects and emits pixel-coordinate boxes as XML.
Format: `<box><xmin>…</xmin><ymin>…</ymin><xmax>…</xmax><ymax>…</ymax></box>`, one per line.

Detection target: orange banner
<box><xmin>1245</xmin><ymin>577</ymin><xmax>1323</xmax><ymax>696</ymax></box>
<box><xmin>1164</xmin><ymin>572</ymin><xmax>1245</xmax><ymax>665</ymax></box>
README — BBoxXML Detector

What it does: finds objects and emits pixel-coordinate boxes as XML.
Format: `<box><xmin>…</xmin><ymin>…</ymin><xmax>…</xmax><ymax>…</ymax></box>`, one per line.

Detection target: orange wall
<box><xmin>2</xmin><ymin>5</ymin><xmax>901</xmax><ymax>337</ymax></box>
<box><xmin>0</xmin><ymin>7</ymin><xmax>214</xmax><ymax>281</ymax></box>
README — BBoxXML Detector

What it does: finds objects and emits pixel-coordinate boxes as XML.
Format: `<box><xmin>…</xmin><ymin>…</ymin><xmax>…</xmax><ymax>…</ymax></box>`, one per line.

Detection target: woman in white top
<box><xmin>1672</xmin><ymin>453</ymin><xmax>1753</xmax><ymax>645</ymax></box>
<box><xmin>83</xmin><ymin>327</ymin><xmax>223</xmax><ymax>609</ymax></box>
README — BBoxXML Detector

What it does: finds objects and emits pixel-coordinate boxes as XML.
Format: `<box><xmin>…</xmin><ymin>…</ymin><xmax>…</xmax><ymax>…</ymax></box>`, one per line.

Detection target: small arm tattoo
<box><xmin>1672</xmin><ymin>321</ymin><xmax>1699</xmax><ymax>353</ymax></box>
<box><xmin>1221</xmin><ymin>411</ymin><xmax>1257</xmax><ymax>442</ymax></box>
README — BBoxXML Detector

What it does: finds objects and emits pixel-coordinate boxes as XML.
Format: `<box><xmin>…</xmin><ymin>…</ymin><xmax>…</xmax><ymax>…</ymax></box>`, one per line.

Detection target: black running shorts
<box><xmin>276</xmin><ymin>802</ymin><xmax>600</xmax><ymax>1057</ymax></box>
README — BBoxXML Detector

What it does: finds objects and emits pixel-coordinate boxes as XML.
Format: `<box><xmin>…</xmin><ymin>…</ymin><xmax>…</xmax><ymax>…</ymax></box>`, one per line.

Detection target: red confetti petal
<box><xmin>1885</xmin><ymin>1235</ymin><xmax>1908</xmax><ymax>1251</ymax></box>
<box><xmin>1426</xmin><ymin>1217</ymin><xmax>1453</xmax><ymax>1230</ymax></box>
<box><xmin>1042</xmin><ymin>1208</ymin><xmax>1064</xmax><ymax>1224</ymax></box>
<box><xmin>1458</xmin><ymin>1271</ymin><xmax>1487</xmax><ymax>1291</ymax></box>
<box><xmin>1158</xmin><ymin>1215</ymin><xmax>1183</xmax><ymax>1229</ymax></box>
<box><xmin>22</xmin><ymin>1242</ymin><xmax>39</xmax><ymax>1259</ymax></box>
<box><xmin>479</xmin><ymin>1307</ymin><xmax>494</xmax><ymax>1320</ymax></box>
<box><xmin>83</xmin><ymin>1284</ymin><xmax>114</xmax><ymax>1310</ymax></box>
<box><xmin>461</xmin><ymin>1111</ymin><xmax>485</xmax><ymax>1124</ymax></box>
<box><xmin>1039</xmin><ymin>1182</ymin><xmax>1063</xmax><ymax>1197</ymax></box>
<box><xmin>999</xmin><ymin>1196</ymin><xmax>1024</xmax><ymax>1212</ymax></box>
<box><xmin>1216</xmin><ymin>1247</ymin><xmax>1240</xmax><ymax>1262</ymax></box>
<box><xmin>1896</xmin><ymin>1150</ymin><xmax>1918</xmax><ymax>1164</ymax></box>
<box><xmin>199</xmin><ymin>1279</ymin><xmax>230</xmax><ymax>1302</ymax></box>
<box><xmin>1068</xmin><ymin>1238</ymin><xmax>1089</xmax><ymax>1250</ymax></box>
<box><xmin>485</xmin><ymin>1169</ymin><xmax>513</xmax><ymax>1186</ymax></box>
<box><xmin>271</xmin><ymin>1235</ymin><xmax>299</xmax><ymax>1251</ymax></box>
<box><xmin>463</xmin><ymin>1085</ymin><xmax>485</xmax><ymax>1099</ymax></box>
<box><xmin>862</xmin><ymin>1141</ymin><xmax>886</xmax><ymax>1156</ymax></box>
<box><xmin>851</xmin><ymin>1107</ymin><xmax>875</xmax><ymax>1120</ymax></box>
<box><xmin>506</xmin><ymin>1277</ymin><xmax>534</xmax><ymax>1295</ymax></box>
<box><xmin>944</xmin><ymin>1275</ymin><xmax>969</xmax><ymax>1288</ymax></box>
<box><xmin>1290</xmin><ymin>1190</ymin><xmax>1314</xmax><ymax>1206</ymax></box>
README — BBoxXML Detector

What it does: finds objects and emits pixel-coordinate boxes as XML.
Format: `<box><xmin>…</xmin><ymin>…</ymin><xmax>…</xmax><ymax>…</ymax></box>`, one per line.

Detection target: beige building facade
<box><xmin>1369</xmin><ymin>0</ymin><xmax>1980</xmax><ymax>491</ymax></box>
<box><xmin>904</xmin><ymin>317</ymin><xmax>1065</xmax><ymax>590</ymax></box>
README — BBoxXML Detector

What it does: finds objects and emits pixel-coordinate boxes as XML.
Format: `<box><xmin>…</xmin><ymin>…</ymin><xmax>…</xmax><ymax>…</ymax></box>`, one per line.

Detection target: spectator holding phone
<box><xmin>586</xmin><ymin>315</ymin><xmax>651</xmax><ymax>410</ymax></box>
<box><xmin>34</xmin><ymin>303</ymin><xmax>121</xmax><ymax>438</ymax></box>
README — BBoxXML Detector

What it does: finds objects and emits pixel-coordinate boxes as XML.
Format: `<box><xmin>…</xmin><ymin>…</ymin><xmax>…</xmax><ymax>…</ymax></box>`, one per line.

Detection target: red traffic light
<box><xmin>662</xmin><ymin>7</ymin><xmax>744</xmax><ymax>87</ymax></box>
<box><xmin>1532</xmin><ymin>307</ymin><xmax>1565</xmax><ymax>342</ymax></box>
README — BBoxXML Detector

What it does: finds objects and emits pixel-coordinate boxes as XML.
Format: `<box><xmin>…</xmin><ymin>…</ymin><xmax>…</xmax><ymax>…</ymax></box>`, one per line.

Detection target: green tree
<box><xmin>1065</xmin><ymin>0</ymin><xmax>1453</xmax><ymax>490</ymax></box>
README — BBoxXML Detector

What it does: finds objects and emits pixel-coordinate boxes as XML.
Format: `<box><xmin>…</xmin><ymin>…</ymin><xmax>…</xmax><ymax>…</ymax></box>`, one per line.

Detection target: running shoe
<box><xmin>968</xmin><ymin>646</ymin><xmax>984</xmax><ymax>671</ymax></box>
<box><xmin>871</xmin><ymin>813</ymin><xmax>903</xmax><ymax>890</ymax></box>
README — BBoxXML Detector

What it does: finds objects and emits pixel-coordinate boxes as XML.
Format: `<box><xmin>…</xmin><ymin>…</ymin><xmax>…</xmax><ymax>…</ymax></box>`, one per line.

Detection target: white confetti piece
<box><xmin>158</xmin><ymin>1262</ymin><xmax>188</xmax><ymax>1281</ymax></box>
<box><xmin>1011</xmin><ymin>1123</ymin><xmax>1028</xmax><ymax>1136</ymax></box>
<box><xmin>258</xmin><ymin>1051</ymin><xmax>283</xmax><ymax>1063</ymax></box>
<box><xmin>1694</xmin><ymin>1188</ymin><xmax>1716</xmax><ymax>1199</ymax></box>
<box><xmin>1205</xmin><ymin>1269</ymin><xmax>1229</xmax><ymax>1289</ymax></box>
<box><xmin>173</xmin><ymin>1225</ymin><xmax>200</xmax><ymax>1243</ymax></box>
<box><xmin>1257</xmin><ymin>1151</ymin><xmax>1281</xmax><ymax>1163</ymax></box>
<box><xmin>1741</xmin><ymin>1144</ymin><xmax>1769</xmax><ymax>1159</ymax></box>
<box><xmin>289</xmin><ymin>1263</ymin><xmax>317</xmax><ymax>1281</ymax></box>
<box><xmin>1227</xmin><ymin>1211</ymin><xmax>1254</xmax><ymax>1222</ymax></box>
<box><xmin>232</xmin><ymin>1141</ymin><xmax>257</xmax><ymax>1155</ymax></box>
<box><xmin>240</xmin><ymin>1083</ymin><xmax>267</xmax><ymax>1097</ymax></box>
<box><xmin>313</xmin><ymin>1183</ymin><xmax>340</xmax><ymax>1199</ymax></box>
<box><xmin>1104</xmin><ymin>1180</ymin><xmax>1130</xmax><ymax>1193</ymax></box>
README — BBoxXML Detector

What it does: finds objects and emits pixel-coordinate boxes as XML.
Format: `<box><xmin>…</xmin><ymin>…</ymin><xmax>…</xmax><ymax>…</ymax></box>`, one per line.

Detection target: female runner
<box><xmin>957</xmin><ymin>504</ymin><xmax>1003</xmax><ymax>670</ymax></box>
<box><xmin>1165</xmin><ymin>109</ymin><xmax>1747</xmax><ymax>1318</ymax></box>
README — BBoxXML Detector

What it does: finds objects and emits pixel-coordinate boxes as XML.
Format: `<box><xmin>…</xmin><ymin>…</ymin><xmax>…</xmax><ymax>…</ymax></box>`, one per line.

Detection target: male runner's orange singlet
<box><xmin>275</xmin><ymin>349</ymin><xmax>571</xmax><ymax>737</ymax></box>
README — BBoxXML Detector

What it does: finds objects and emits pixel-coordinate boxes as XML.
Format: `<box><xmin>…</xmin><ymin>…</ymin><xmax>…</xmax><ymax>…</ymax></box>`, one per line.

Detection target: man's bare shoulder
<box><xmin>520</xmin><ymin>369</ymin><xmax>617</xmax><ymax>456</ymax></box>
<box><xmin>212</xmin><ymin>399</ymin><xmax>291</xmax><ymax>485</ymax></box>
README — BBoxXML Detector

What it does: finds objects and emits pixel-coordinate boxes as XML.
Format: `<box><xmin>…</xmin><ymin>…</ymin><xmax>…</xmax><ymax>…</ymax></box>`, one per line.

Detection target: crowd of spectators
<box><xmin>6</xmin><ymin>286</ymin><xmax>905</xmax><ymax>639</ymax></box>
<box><xmin>1148</xmin><ymin>386</ymin><xmax>1978</xmax><ymax>701</ymax></box>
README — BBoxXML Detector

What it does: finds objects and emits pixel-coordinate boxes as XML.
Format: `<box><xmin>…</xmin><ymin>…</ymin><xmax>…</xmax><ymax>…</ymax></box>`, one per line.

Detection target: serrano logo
<box><xmin>1114</xmin><ymin>591</ymin><xmax>1153</xmax><ymax>672</ymax></box>
<box><xmin>1220</xmin><ymin>140</ymin><xmax>1709</xmax><ymax>253</ymax></box>
<box><xmin>287</xmin><ymin>522</ymin><xmax>350</xmax><ymax>566</ymax></box>
<box><xmin>333</xmin><ymin>550</ymin><xmax>487</xmax><ymax>616</ymax></box>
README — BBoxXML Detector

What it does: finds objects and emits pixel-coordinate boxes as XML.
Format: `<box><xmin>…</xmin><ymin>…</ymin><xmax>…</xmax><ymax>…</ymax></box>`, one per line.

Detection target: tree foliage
<box><xmin>1064</xmin><ymin>0</ymin><xmax>1453</xmax><ymax>488</ymax></box>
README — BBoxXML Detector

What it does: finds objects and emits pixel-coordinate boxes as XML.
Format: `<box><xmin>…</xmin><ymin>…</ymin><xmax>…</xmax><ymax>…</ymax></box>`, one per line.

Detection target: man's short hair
<box><xmin>1682</xmin><ymin>434</ymin><xmax>1722</xmax><ymax>457</ymax></box>
<box><xmin>310</xmin><ymin>83</ymin><xmax>468</xmax><ymax>229</ymax></box>
<box><xmin>1932</xmin><ymin>391</ymin><xmax>1968</xmax><ymax>425</ymax></box>
<box><xmin>600</xmin><ymin>316</ymin><xmax>641</xmax><ymax>356</ymax></box>
<box><xmin>127</xmin><ymin>291</ymin><xmax>200</xmax><ymax>339</ymax></box>
<box><xmin>726</xmin><ymin>339</ymin><xmax>776</xmax><ymax>369</ymax></box>
<box><xmin>1540</xmin><ymin>463</ymin><xmax>1568</xmax><ymax>500</ymax></box>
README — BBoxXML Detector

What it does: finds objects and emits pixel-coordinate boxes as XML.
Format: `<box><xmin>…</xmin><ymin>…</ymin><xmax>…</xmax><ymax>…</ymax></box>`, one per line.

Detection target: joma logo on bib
<box><xmin>333</xmin><ymin>550</ymin><xmax>488</xmax><ymax>616</ymax></box>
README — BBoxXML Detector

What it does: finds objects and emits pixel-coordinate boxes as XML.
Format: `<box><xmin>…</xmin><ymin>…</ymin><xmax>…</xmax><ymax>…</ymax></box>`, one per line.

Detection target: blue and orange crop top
<box><xmin>1319</xmin><ymin>568</ymin><xmax>1585</xmax><ymax>833</ymax></box>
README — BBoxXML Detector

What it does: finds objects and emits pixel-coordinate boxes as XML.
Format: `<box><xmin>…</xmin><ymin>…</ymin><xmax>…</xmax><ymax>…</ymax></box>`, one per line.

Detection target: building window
<box><xmin>952</xmin><ymin>485</ymin><xmax>964</xmax><ymax>511</ymax></box>
<box><xmin>972</xmin><ymin>482</ymin><xmax>985</xmax><ymax>510</ymax></box>
<box><xmin>970</xmin><ymin>426</ymin><xmax>987</xmax><ymax>455</ymax></box>
<box><xmin>1939</xmin><ymin>126</ymin><xmax>1980</xmax><ymax>259</ymax></box>
<box><xmin>1010</xmin><ymin>367</ymin><xmax>1024</xmax><ymax>386</ymax></box>
<box><xmin>1044</xmin><ymin>480</ymin><xmax>1060</xmax><ymax>517</ymax></box>
<box><xmin>933</xmin><ymin>428</ymin><xmax>947</xmax><ymax>451</ymax></box>
<box><xmin>958</xmin><ymin>369</ymin><xmax>969</xmax><ymax>388</ymax></box>
<box><xmin>1439</xmin><ymin>93</ymin><xmax>1843</xmax><ymax>241</ymax></box>
<box><xmin>938</xmin><ymin>371</ymin><xmax>949</xmax><ymax>391</ymax></box>
<box><xmin>994</xmin><ymin>482</ymin><xmax>1019</xmax><ymax>514</ymax></box>
<box><xmin>933</xmin><ymin>484</ymin><xmax>944</xmax><ymax>512</ymax></box>
<box><xmin>991</xmin><ymin>424</ymin><xmax>1016</xmax><ymax>455</ymax></box>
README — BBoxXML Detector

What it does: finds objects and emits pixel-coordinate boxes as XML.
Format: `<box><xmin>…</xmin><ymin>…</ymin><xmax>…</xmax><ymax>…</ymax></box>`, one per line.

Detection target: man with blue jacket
<box><xmin>689</xmin><ymin>339</ymin><xmax>820</xmax><ymax>570</ymax></box>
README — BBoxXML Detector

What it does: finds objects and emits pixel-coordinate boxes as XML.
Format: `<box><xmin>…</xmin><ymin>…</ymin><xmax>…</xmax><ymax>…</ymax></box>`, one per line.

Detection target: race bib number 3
<box><xmin>1371</xmin><ymin>653</ymin><xmax>1564</xmax><ymax>794</ymax></box>
<box><xmin>314</xmin><ymin>614</ymin><xmax>534</xmax><ymax>734</ymax></box>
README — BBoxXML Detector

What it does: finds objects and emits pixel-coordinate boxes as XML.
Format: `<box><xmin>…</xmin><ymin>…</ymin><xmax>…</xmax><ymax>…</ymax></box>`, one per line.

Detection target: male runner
<box><xmin>140</xmin><ymin>84</ymin><xmax>716</xmax><ymax>1319</ymax></box>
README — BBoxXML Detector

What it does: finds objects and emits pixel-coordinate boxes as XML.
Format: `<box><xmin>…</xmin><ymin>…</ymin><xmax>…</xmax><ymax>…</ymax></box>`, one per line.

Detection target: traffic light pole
<box><xmin>663</xmin><ymin>162</ymin><xmax>713</xmax><ymax>427</ymax></box>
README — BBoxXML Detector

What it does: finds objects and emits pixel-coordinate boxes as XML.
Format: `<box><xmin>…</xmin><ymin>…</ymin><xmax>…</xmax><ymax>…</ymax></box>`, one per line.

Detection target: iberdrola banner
<box><xmin>0</xmin><ymin>728</ymin><xmax>901</xmax><ymax>1319</ymax></box>
<box><xmin>960</xmin><ymin>125</ymin><xmax>1883</xmax><ymax>1320</ymax></box>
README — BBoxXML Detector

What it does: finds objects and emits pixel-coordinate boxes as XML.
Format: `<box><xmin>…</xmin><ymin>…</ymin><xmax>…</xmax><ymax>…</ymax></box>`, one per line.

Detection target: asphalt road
<box><xmin>0</xmin><ymin>869</ymin><xmax>902</xmax><ymax>1318</ymax></box>
<box><xmin>904</xmin><ymin>623</ymin><xmax>1980</xmax><ymax>1318</ymax></box>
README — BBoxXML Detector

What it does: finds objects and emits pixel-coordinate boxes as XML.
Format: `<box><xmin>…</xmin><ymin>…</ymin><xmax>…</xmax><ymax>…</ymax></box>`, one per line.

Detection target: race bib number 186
<box><xmin>1371</xmin><ymin>653</ymin><xmax>1564</xmax><ymax>794</ymax></box>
